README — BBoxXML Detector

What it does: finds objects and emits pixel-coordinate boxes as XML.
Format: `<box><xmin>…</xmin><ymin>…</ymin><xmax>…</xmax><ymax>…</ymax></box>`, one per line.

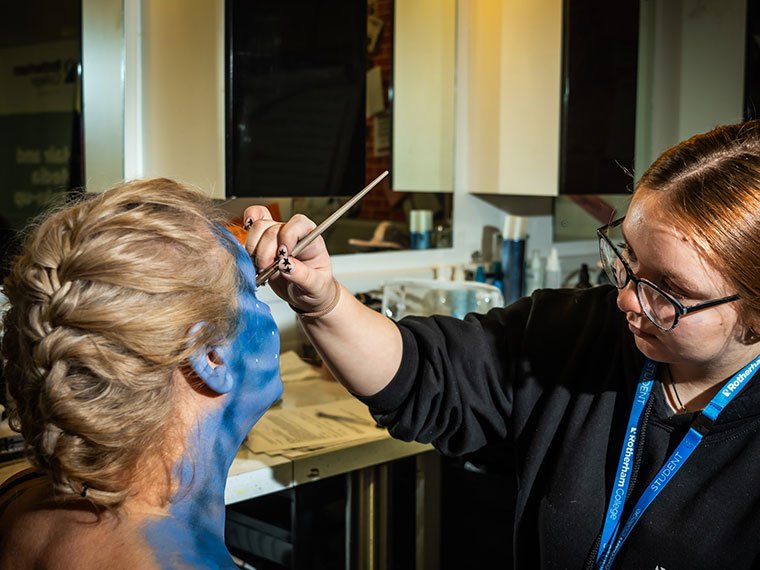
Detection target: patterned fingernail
<box><xmin>279</xmin><ymin>256</ymin><xmax>293</xmax><ymax>274</ymax></box>
<box><xmin>244</xmin><ymin>217</ymin><xmax>253</xmax><ymax>230</ymax></box>
<box><xmin>277</xmin><ymin>245</ymin><xmax>288</xmax><ymax>259</ymax></box>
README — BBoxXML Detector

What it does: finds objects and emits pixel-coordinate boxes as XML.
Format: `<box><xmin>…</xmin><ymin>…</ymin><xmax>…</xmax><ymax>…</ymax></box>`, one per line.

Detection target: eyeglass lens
<box><xmin>599</xmin><ymin>236</ymin><xmax>677</xmax><ymax>330</ymax></box>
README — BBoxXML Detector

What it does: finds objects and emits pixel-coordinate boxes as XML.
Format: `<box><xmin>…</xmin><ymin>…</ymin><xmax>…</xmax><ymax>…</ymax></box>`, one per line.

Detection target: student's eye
<box><xmin>619</xmin><ymin>243</ymin><xmax>637</xmax><ymax>265</ymax></box>
<box><xmin>661</xmin><ymin>280</ymin><xmax>688</xmax><ymax>301</ymax></box>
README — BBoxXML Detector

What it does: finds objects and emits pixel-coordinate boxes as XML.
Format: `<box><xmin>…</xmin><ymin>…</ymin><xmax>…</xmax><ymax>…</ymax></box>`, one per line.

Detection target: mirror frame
<box><xmin>81</xmin><ymin>0</ymin><xmax>124</xmax><ymax>190</ymax></box>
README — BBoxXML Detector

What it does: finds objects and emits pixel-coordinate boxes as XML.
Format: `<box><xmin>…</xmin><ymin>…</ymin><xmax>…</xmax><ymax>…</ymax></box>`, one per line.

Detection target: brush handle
<box><xmin>255</xmin><ymin>170</ymin><xmax>389</xmax><ymax>287</ymax></box>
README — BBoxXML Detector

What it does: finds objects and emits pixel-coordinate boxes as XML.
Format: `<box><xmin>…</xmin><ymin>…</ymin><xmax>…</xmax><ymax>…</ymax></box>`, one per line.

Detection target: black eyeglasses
<box><xmin>597</xmin><ymin>217</ymin><xmax>739</xmax><ymax>331</ymax></box>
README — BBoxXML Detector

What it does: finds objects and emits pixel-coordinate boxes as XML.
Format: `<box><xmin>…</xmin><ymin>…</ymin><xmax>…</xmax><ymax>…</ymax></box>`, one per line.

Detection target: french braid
<box><xmin>1</xmin><ymin>178</ymin><xmax>238</xmax><ymax>509</ymax></box>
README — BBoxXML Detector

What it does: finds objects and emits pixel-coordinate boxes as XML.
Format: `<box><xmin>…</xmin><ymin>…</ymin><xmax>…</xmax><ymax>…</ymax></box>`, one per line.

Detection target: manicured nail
<box><xmin>244</xmin><ymin>217</ymin><xmax>253</xmax><ymax>230</ymax></box>
<box><xmin>277</xmin><ymin>245</ymin><xmax>288</xmax><ymax>259</ymax></box>
<box><xmin>279</xmin><ymin>256</ymin><xmax>293</xmax><ymax>274</ymax></box>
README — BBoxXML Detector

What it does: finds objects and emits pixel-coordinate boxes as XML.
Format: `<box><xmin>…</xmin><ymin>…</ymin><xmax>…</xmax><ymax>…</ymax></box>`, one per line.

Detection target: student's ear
<box><xmin>188</xmin><ymin>348</ymin><xmax>235</xmax><ymax>394</ymax></box>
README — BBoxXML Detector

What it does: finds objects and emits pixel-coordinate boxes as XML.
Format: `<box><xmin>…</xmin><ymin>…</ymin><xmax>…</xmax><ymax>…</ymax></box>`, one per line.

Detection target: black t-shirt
<box><xmin>359</xmin><ymin>286</ymin><xmax>760</xmax><ymax>569</ymax></box>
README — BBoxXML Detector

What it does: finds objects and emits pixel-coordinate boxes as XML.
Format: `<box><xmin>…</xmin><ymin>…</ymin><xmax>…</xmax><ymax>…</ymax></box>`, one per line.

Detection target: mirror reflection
<box><xmin>0</xmin><ymin>1</ymin><xmax>83</xmax><ymax>278</ymax></box>
<box><xmin>225</xmin><ymin>0</ymin><xmax>454</xmax><ymax>255</ymax></box>
<box><xmin>0</xmin><ymin>2</ymin><xmax>83</xmax><ymax>231</ymax></box>
<box><xmin>554</xmin><ymin>0</ymin><xmax>748</xmax><ymax>242</ymax></box>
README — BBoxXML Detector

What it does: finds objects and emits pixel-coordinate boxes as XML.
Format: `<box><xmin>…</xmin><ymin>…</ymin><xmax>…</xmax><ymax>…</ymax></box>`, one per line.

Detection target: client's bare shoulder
<box><xmin>0</xmin><ymin>475</ymin><xmax>158</xmax><ymax>570</ymax></box>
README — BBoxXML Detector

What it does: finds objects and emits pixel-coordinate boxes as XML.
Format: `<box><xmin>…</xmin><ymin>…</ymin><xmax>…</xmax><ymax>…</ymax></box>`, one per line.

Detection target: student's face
<box><xmin>616</xmin><ymin>191</ymin><xmax>752</xmax><ymax>370</ymax></box>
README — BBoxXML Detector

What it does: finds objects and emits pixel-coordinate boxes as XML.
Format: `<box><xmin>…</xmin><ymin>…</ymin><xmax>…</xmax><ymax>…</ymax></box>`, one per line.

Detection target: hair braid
<box><xmin>1</xmin><ymin>178</ymin><xmax>239</xmax><ymax>509</ymax></box>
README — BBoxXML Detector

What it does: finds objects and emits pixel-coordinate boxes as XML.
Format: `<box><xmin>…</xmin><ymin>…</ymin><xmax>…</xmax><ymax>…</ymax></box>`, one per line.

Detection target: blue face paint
<box><xmin>141</xmin><ymin>228</ymin><xmax>283</xmax><ymax>569</ymax></box>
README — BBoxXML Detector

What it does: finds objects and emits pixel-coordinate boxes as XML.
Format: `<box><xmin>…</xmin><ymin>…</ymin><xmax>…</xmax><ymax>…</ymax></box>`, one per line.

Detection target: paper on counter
<box><xmin>274</xmin><ymin>436</ymin><xmax>387</xmax><ymax>460</ymax></box>
<box><xmin>279</xmin><ymin>350</ymin><xmax>323</xmax><ymax>383</ymax></box>
<box><xmin>246</xmin><ymin>398</ymin><xmax>385</xmax><ymax>453</ymax></box>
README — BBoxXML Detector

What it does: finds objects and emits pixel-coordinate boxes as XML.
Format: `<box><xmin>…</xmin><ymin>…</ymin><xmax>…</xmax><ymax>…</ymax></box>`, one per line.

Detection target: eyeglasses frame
<box><xmin>596</xmin><ymin>217</ymin><xmax>740</xmax><ymax>331</ymax></box>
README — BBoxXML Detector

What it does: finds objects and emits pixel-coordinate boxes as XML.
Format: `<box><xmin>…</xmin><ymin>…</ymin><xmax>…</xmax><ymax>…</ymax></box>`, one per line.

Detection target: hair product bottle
<box><xmin>501</xmin><ymin>215</ymin><xmax>528</xmax><ymax>304</ymax></box>
<box><xmin>410</xmin><ymin>210</ymin><xmax>433</xmax><ymax>249</ymax></box>
<box><xmin>544</xmin><ymin>247</ymin><xmax>562</xmax><ymax>289</ymax></box>
<box><xmin>524</xmin><ymin>249</ymin><xmax>544</xmax><ymax>296</ymax></box>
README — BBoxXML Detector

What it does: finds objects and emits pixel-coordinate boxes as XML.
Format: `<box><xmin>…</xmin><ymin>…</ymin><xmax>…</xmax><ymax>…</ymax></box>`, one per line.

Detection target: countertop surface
<box><xmin>0</xmin><ymin>374</ymin><xmax>431</xmax><ymax>504</ymax></box>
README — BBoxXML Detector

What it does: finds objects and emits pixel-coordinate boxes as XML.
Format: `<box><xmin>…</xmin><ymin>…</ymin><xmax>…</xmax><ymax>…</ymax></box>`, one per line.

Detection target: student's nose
<box><xmin>616</xmin><ymin>280</ymin><xmax>643</xmax><ymax>315</ymax></box>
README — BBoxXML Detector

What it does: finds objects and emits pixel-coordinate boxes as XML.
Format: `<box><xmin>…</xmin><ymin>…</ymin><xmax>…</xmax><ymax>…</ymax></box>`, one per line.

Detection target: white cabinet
<box><xmin>392</xmin><ymin>0</ymin><xmax>457</xmax><ymax>193</ymax></box>
<box><xmin>463</xmin><ymin>0</ymin><xmax>563</xmax><ymax>196</ymax></box>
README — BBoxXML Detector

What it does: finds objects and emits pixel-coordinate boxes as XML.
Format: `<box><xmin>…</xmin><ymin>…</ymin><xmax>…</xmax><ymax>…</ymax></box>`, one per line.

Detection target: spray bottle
<box><xmin>544</xmin><ymin>247</ymin><xmax>562</xmax><ymax>289</ymax></box>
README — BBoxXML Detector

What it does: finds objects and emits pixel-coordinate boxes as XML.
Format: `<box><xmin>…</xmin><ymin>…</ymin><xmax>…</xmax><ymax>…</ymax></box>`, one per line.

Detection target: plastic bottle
<box><xmin>491</xmin><ymin>260</ymin><xmax>503</xmax><ymax>294</ymax></box>
<box><xmin>410</xmin><ymin>209</ymin><xmax>433</xmax><ymax>249</ymax></box>
<box><xmin>524</xmin><ymin>249</ymin><xmax>544</xmax><ymax>296</ymax></box>
<box><xmin>450</xmin><ymin>265</ymin><xmax>469</xmax><ymax>319</ymax></box>
<box><xmin>501</xmin><ymin>215</ymin><xmax>528</xmax><ymax>305</ymax></box>
<box><xmin>425</xmin><ymin>264</ymin><xmax>451</xmax><ymax>315</ymax></box>
<box><xmin>544</xmin><ymin>247</ymin><xmax>562</xmax><ymax>289</ymax></box>
<box><xmin>575</xmin><ymin>263</ymin><xmax>592</xmax><ymax>288</ymax></box>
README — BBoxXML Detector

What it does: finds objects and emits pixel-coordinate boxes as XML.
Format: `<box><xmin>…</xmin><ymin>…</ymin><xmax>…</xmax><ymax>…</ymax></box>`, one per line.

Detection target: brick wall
<box><xmin>362</xmin><ymin>0</ymin><xmax>405</xmax><ymax>221</ymax></box>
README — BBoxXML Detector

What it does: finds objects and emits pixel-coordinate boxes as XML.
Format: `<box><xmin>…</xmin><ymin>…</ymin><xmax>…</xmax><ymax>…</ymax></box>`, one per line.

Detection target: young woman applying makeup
<box><xmin>247</xmin><ymin>121</ymin><xmax>760</xmax><ymax>569</ymax></box>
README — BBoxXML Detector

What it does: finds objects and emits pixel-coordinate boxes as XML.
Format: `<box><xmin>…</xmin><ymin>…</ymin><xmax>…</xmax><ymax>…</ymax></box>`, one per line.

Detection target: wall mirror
<box><xmin>2</xmin><ymin>0</ymin><xmax>456</xmax><ymax>268</ymax></box>
<box><xmin>554</xmin><ymin>0</ymin><xmax>748</xmax><ymax>242</ymax></box>
<box><xmin>0</xmin><ymin>1</ymin><xmax>85</xmax><ymax>280</ymax></box>
<box><xmin>225</xmin><ymin>0</ymin><xmax>456</xmax><ymax>255</ymax></box>
<box><xmin>0</xmin><ymin>0</ymin><xmax>123</xmax><ymax>277</ymax></box>
<box><xmin>0</xmin><ymin>2</ymin><xmax>83</xmax><ymax>236</ymax></box>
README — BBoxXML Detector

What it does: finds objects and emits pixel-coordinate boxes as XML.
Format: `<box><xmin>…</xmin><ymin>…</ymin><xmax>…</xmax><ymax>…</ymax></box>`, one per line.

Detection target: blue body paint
<box><xmin>142</xmin><ymin>228</ymin><xmax>283</xmax><ymax>569</ymax></box>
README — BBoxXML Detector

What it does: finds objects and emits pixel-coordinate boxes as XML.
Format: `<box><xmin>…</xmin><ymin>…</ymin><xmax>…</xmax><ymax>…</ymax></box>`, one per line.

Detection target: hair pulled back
<box><xmin>1</xmin><ymin>178</ymin><xmax>239</xmax><ymax>509</ymax></box>
<box><xmin>637</xmin><ymin>120</ymin><xmax>760</xmax><ymax>330</ymax></box>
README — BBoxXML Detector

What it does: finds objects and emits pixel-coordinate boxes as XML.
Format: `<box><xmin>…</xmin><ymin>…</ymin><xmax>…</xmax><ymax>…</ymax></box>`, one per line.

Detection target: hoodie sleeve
<box><xmin>356</xmin><ymin>286</ymin><xmax>632</xmax><ymax>457</ymax></box>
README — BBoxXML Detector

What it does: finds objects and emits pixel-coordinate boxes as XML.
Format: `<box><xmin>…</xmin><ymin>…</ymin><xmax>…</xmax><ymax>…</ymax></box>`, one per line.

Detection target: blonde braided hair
<box><xmin>1</xmin><ymin>178</ymin><xmax>239</xmax><ymax>509</ymax></box>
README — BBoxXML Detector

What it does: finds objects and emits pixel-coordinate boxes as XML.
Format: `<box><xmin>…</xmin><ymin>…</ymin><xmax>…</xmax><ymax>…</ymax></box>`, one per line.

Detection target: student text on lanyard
<box><xmin>595</xmin><ymin>354</ymin><xmax>760</xmax><ymax>569</ymax></box>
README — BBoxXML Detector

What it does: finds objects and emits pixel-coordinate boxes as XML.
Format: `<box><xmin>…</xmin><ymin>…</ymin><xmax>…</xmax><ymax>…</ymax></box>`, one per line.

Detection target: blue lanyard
<box><xmin>595</xmin><ymin>354</ymin><xmax>760</xmax><ymax>569</ymax></box>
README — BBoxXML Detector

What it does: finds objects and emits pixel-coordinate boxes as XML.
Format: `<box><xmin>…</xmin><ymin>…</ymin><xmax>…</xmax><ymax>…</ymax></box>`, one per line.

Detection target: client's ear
<box><xmin>188</xmin><ymin>348</ymin><xmax>235</xmax><ymax>394</ymax></box>
<box><xmin>207</xmin><ymin>350</ymin><xmax>223</xmax><ymax>369</ymax></box>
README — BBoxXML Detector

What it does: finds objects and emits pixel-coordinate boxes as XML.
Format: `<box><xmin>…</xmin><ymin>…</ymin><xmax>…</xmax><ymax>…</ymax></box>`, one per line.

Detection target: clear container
<box><xmin>381</xmin><ymin>278</ymin><xmax>504</xmax><ymax>321</ymax></box>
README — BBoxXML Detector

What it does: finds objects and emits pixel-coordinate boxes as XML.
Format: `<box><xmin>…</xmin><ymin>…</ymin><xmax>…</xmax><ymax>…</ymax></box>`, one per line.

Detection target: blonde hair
<box><xmin>1</xmin><ymin>178</ymin><xmax>239</xmax><ymax>509</ymax></box>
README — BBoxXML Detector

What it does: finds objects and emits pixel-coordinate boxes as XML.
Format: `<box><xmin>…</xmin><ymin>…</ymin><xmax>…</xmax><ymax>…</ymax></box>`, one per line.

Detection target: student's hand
<box><xmin>243</xmin><ymin>206</ymin><xmax>336</xmax><ymax>313</ymax></box>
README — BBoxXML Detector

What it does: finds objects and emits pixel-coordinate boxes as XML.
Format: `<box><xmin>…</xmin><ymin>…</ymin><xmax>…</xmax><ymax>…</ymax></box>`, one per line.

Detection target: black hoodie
<box><xmin>359</xmin><ymin>286</ymin><xmax>760</xmax><ymax>569</ymax></box>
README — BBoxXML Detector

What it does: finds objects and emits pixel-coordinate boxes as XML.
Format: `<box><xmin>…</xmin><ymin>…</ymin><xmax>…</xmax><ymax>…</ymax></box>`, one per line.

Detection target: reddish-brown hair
<box><xmin>636</xmin><ymin>120</ymin><xmax>760</xmax><ymax>329</ymax></box>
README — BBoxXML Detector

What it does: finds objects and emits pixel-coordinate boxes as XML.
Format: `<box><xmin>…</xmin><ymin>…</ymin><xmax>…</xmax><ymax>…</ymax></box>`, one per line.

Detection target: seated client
<box><xmin>0</xmin><ymin>179</ymin><xmax>282</xmax><ymax>569</ymax></box>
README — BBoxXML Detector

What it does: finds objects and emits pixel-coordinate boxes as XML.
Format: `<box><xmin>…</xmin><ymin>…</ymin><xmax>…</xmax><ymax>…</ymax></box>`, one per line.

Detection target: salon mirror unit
<box><xmin>2</xmin><ymin>0</ymin><xmax>455</xmax><ymax>263</ymax></box>
<box><xmin>554</xmin><ymin>0</ymin><xmax>748</xmax><ymax>242</ymax></box>
<box><xmin>225</xmin><ymin>0</ymin><xmax>456</xmax><ymax>255</ymax></box>
<box><xmin>0</xmin><ymin>1</ymin><xmax>85</xmax><ymax>234</ymax></box>
<box><xmin>0</xmin><ymin>0</ymin><xmax>123</xmax><ymax>277</ymax></box>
